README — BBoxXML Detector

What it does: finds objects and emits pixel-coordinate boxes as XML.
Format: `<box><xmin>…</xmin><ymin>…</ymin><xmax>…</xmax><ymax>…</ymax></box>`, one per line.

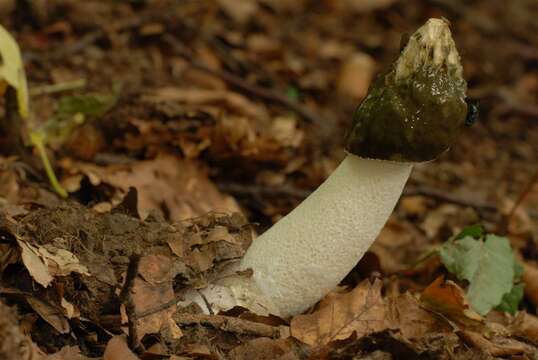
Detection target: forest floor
<box><xmin>0</xmin><ymin>1</ymin><xmax>537</xmax><ymax>359</ymax></box>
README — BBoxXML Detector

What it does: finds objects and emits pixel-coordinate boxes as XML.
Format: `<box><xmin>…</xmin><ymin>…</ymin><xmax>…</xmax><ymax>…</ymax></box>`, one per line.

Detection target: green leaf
<box><xmin>495</xmin><ymin>284</ymin><xmax>524</xmax><ymax>315</ymax></box>
<box><xmin>455</xmin><ymin>224</ymin><xmax>484</xmax><ymax>240</ymax></box>
<box><xmin>56</xmin><ymin>93</ymin><xmax>116</xmax><ymax>118</ymax></box>
<box><xmin>514</xmin><ymin>260</ymin><xmax>524</xmax><ymax>281</ymax></box>
<box><xmin>440</xmin><ymin>235</ymin><xmax>515</xmax><ymax>315</ymax></box>
<box><xmin>285</xmin><ymin>87</ymin><xmax>299</xmax><ymax>102</ymax></box>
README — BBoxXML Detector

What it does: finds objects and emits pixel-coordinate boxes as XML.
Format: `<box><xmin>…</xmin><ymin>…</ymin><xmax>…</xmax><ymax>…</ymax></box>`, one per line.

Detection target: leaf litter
<box><xmin>0</xmin><ymin>0</ymin><xmax>537</xmax><ymax>359</ymax></box>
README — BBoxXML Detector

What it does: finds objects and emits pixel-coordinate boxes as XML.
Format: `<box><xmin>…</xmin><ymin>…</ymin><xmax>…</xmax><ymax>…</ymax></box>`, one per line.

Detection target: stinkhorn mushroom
<box><xmin>184</xmin><ymin>18</ymin><xmax>471</xmax><ymax>318</ymax></box>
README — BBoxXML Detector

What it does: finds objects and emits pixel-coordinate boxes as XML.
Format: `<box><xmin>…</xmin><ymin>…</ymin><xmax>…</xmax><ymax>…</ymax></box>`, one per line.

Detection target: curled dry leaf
<box><xmin>17</xmin><ymin>239</ymin><xmax>89</xmax><ymax>288</ymax></box>
<box><xmin>26</xmin><ymin>297</ymin><xmax>70</xmax><ymax>334</ymax></box>
<box><xmin>290</xmin><ymin>279</ymin><xmax>388</xmax><ymax>346</ymax></box>
<box><xmin>420</xmin><ymin>276</ymin><xmax>482</xmax><ymax>324</ymax></box>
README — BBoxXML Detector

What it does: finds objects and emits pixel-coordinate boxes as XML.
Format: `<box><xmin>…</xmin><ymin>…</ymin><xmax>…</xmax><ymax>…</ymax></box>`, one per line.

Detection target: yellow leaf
<box><xmin>0</xmin><ymin>25</ymin><xmax>29</xmax><ymax>118</ymax></box>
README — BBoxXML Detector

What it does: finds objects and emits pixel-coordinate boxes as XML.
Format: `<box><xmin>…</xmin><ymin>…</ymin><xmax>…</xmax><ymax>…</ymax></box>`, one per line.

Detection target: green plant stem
<box><xmin>29</xmin><ymin>131</ymin><xmax>68</xmax><ymax>198</ymax></box>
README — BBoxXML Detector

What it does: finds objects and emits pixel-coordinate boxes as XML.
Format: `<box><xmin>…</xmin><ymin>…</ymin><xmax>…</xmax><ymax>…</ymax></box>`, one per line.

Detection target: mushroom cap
<box><xmin>345</xmin><ymin>18</ymin><xmax>468</xmax><ymax>162</ymax></box>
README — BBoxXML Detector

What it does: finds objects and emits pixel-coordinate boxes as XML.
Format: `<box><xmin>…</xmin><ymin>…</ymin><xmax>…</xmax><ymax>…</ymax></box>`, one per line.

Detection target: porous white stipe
<box><xmin>237</xmin><ymin>154</ymin><xmax>412</xmax><ymax>317</ymax></box>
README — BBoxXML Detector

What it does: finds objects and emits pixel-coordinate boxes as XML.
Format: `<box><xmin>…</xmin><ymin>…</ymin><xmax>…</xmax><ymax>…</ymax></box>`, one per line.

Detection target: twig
<box><xmin>30</xmin><ymin>79</ymin><xmax>87</xmax><ymax>96</ymax></box>
<box><xmin>174</xmin><ymin>313</ymin><xmax>283</xmax><ymax>338</ymax></box>
<box><xmin>219</xmin><ymin>181</ymin><xmax>498</xmax><ymax>216</ymax></box>
<box><xmin>502</xmin><ymin>168</ymin><xmax>538</xmax><ymax>232</ymax></box>
<box><xmin>218</xmin><ymin>182</ymin><xmax>311</xmax><ymax>200</ymax></box>
<box><xmin>162</xmin><ymin>34</ymin><xmax>324</xmax><ymax>124</ymax></box>
<box><xmin>403</xmin><ymin>185</ymin><xmax>497</xmax><ymax>213</ymax></box>
<box><xmin>120</xmin><ymin>254</ymin><xmax>144</xmax><ymax>354</ymax></box>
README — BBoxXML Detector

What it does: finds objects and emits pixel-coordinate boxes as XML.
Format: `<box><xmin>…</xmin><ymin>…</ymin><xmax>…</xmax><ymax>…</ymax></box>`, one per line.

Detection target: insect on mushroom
<box><xmin>182</xmin><ymin>18</ymin><xmax>474</xmax><ymax>318</ymax></box>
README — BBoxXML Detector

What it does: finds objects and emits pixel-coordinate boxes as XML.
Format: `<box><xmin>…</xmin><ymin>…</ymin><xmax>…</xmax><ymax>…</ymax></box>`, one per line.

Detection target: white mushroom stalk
<box><xmin>184</xmin><ymin>18</ymin><xmax>469</xmax><ymax>318</ymax></box>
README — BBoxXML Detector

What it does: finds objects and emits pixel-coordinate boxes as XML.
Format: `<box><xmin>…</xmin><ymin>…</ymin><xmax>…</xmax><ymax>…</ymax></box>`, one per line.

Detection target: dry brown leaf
<box><xmin>268</xmin><ymin>117</ymin><xmax>304</xmax><ymax>148</ymax></box>
<box><xmin>127</xmin><ymin>255</ymin><xmax>181</xmax><ymax>340</ymax></box>
<box><xmin>26</xmin><ymin>297</ymin><xmax>70</xmax><ymax>334</ymax></box>
<box><xmin>290</xmin><ymin>279</ymin><xmax>388</xmax><ymax>346</ymax></box>
<box><xmin>186</xmin><ymin>344</ymin><xmax>216</xmax><ymax>358</ymax></box>
<box><xmin>60</xmin><ymin>297</ymin><xmax>79</xmax><ymax>319</ymax></box>
<box><xmin>228</xmin><ymin>337</ymin><xmax>299</xmax><ymax>360</ymax></box>
<box><xmin>142</xmin><ymin>87</ymin><xmax>268</xmax><ymax>121</ymax></box>
<box><xmin>399</xmin><ymin>195</ymin><xmax>429</xmax><ymax>217</ymax></box>
<box><xmin>103</xmin><ymin>336</ymin><xmax>140</xmax><ymax>360</ymax></box>
<box><xmin>17</xmin><ymin>240</ymin><xmax>54</xmax><ymax>287</ymax></box>
<box><xmin>37</xmin><ymin>244</ymin><xmax>90</xmax><ymax>277</ymax></box>
<box><xmin>511</xmin><ymin>312</ymin><xmax>538</xmax><ymax>344</ymax></box>
<box><xmin>459</xmin><ymin>330</ymin><xmax>534</xmax><ymax>356</ymax></box>
<box><xmin>61</xmin><ymin>155</ymin><xmax>240</xmax><ymax>221</ymax></box>
<box><xmin>205</xmin><ymin>225</ymin><xmax>236</xmax><ymax>244</ymax></box>
<box><xmin>45</xmin><ymin>346</ymin><xmax>93</xmax><ymax>360</ymax></box>
<box><xmin>17</xmin><ymin>239</ymin><xmax>89</xmax><ymax>288</ymax></box>
<box><xmin>138</xmin><ymin>254</ymin><xmax>175</xmax><ymax>285</ymax></box>
<box><xmin>337</xmin><ymin>52</ymin><xmax>376</xmax><ymax>99</ymax></box>
<box><xmin>420</xmin><ymin>276</ymin><xmax>482</xmax><ymax>324</ymax></box>
<box><xmin>217</xmin><ymin>0</ymin><xmax>258</xmax><ymax>24</ymax></box>
<box><xmin>0</xmin><ymin>300</ymin><xmax>35</xmax><ymax>360</ymax></box>
<box><xmin>388</xmin><ymin>292</ymin><xmax>450</xmax><ymax>342</ymax></box>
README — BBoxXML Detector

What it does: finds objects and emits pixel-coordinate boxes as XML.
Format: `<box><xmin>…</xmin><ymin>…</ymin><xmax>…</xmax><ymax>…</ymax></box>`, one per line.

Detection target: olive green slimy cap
<box><xmin>345</xmin><ymin>18</ymin><xmax>468</xmax><ymax>162</ymax></box>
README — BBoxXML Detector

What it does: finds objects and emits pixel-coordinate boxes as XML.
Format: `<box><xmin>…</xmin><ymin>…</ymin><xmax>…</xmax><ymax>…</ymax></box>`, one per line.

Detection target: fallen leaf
<box><xmin>60</xmin><ymin>297</ymin><xmax>79</xmax><ymax>319</ymax></box>
<box><xmin>440</xmin><ymin>235</ymin><xmax>516</xmax><ymax>315</ymax></box>
<box><xmin>45</xmin><ymin>346</ymin><xmax>93</xmax><ymax>359</ymax></box>
<box><xmin>26</xmin><ymin>297</ymin><xmax>70</xmax><ymax>334</ymax></box>
<box><xmin>420</xmin><ymin>276</ymin><xmax>482</xmax><ymax>323</ymax></box>
<box><xmin>142</xmin><ymin>87</ymin><xmax>268</xmax><ymax>121</ymax></box>
<box><xmin>217</xmin><ymin>0</ymin><xmax>258</xmax><ymax>24</ymax></box>
<box><xmin>459</xmin><ymin>330</ymin><xmax>534</xmax><ymax>356</ymax></box>
<box><xmin>388</xmin><ymin>292</ymin><xmax>451</xmax><ymax>342</ymax></box>
<box><xmin>103</xmin><ymin>336</ymin><xmax>140</xmax><ymax>360</ymax></box>
<box><xmin>37</xmin><ymin>244</ymin><xmax>90</xmax><ymax>277</ymax></box>
<box><xmin>127</xmin><ymin>255</ymin><xmax>181</xmax><ymax>340</ymax></box>
<box><xmin>61</xmin><ymin>155</ymin><xmax>240</xmax><ymax>221</ymax></box>
<box><xmin>290</xmin><ymin>279</ymin><xmax>388</xmax><ymax>346</ymax></box>
<box><xmin>511</xmin><ymin>312</ymin><xmax>538</xmax><ymax>344</ymax></box>
<box><xmin>0</xmin><ymin>300</ymin><xmax>35</xmax><ymax>360</ymax></box>
<box><xmin>17</xmin><ymin>240</ymin><xmax>54</xmax><ymax>287</ymax></box>
<box><xmin>229</xmin><ymin>337</ymin><xmax>299</xmax><ymax>360</ymax></box>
